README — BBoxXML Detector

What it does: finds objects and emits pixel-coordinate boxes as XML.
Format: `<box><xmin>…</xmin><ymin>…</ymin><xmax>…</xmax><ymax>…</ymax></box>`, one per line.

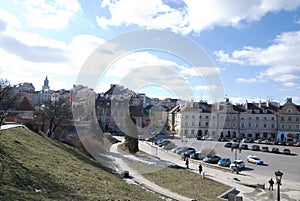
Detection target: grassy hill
<box><xmin>0</xmin><ymin>127</ymin><xmax>163</xmax><ymax>201</ymax></box>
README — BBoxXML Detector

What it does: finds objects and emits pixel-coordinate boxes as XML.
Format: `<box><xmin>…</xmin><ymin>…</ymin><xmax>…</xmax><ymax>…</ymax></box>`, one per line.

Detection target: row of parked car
<box><xmin>224</xmin><ymin>142</ymin><xmax>292</xmax><ymax>155</ymax></box>
<box><xmin>151</xmin><ymin>137</ymin><xmax>271</xmax><ymax>172</ymax></box>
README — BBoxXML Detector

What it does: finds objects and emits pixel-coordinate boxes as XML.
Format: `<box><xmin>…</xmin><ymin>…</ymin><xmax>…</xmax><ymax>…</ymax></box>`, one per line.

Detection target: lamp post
<box><xmin>275</xmin><ymin>169</ymin><xmax>283</xmax><ymax>201</ymax></box>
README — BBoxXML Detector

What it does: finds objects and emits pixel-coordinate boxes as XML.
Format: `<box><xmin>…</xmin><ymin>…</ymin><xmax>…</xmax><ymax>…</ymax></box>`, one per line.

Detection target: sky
<box><xmin>0</xmin><ymin>0</ymin><xmax>300</xmax><ymax>104</ymax></box>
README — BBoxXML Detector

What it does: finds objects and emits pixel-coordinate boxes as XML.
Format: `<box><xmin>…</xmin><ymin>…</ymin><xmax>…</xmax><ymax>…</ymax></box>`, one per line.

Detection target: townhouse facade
<box><xmin>170</xmin><ymin>98</ymin><xmax>300</xmax><ymax>143</ymax></box>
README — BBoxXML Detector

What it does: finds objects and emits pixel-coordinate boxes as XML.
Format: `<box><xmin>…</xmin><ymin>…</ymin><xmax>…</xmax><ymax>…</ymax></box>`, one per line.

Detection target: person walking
<box><xmin>268</xmin><ymin>178</ymin><xmax>274</xmax><ymax>191</ymax></box>
<box><xmin>185</xmin><ymin>158</ymin><xmax>189</xmax><ymax>169</ymax></box>
<box><xmin>198</xmin><ymin>164</ymin><xmax>203</xmax><ymax>175</ymax></box>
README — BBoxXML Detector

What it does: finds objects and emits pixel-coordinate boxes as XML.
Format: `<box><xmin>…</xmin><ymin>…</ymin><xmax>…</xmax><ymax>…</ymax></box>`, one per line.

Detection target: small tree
<box><xmin>124</xmin><ymin>114</ymin><xmax>139</xmax><ymax>153</ymax></box>
<box><xmin>42</xmin><ymin>99</ymin><xmax>72</xmax><ymax>137</ymax></box>
<box><xmin>0</xmin><ymin>79</ymin><xmax>18</xmax><ymax>126</ymax></box>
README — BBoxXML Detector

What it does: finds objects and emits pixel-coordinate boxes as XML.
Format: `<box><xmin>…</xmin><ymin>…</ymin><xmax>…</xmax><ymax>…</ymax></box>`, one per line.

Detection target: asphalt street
<box><xmin>170</xmin><ymin>138</ymin><xmax>300</xmax><ymax>184</ymax></box>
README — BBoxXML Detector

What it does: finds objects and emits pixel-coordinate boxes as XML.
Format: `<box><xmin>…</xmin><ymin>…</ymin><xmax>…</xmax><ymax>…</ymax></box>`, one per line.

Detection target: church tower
<box><xmin>42</xmin><ymin>76</ymin><xmax>50</xmax><ymax>91</ymax></box>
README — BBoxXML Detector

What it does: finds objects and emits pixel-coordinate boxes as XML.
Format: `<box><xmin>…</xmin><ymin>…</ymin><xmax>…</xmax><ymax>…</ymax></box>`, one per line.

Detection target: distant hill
<box><xmin>0</xmin><ymin>127</ymin><xmax>162</xmax><ymax>200</ymax></box>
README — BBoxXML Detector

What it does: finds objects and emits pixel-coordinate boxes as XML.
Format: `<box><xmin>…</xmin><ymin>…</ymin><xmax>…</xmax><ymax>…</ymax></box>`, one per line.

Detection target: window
<box><xmin>205</xmin><ymin>122</ymin><xmax>209</xmax><ymax>127</ymax></box>
<box><xmin>287</xmin><ymin>109</ymin><xmax>292</xmax><ymax>113</ymax></box>
<box><xmin>280</xmin><ymin>124</ymin><xmax>284</xmax><ymax>129</ymax></box>
<box><xmin>192</xmin><ymin>122</ymin><xmax>195</xmax><ymax>126</ymax></box>
<box><xmin>263</xmin><ymin>110</ymin><xmax>268</xmax><ymax>114</ymax></box>
<box><xmin>206</xmin><ymin>115</ymin><xmax>209</xmax><ymax>119</ymax></box>
<box><xmin>248</xmin><ymin>123</ymin><xmax>252</xmax><ymax>128</ymax></box>
<box><xmin>256</xmin><ymin>124</ymin><xmax>259</xmax><ymax>128</ymax></box>
<box><xmin>264</xmin><ymin>116</ymin><xmax>267</xmax><ymax>121</ymax></box>
<box><xmin>232</xmin><ymin>122</ymin><xmax>236</xmax><ymax>128</ymax></box>
<box><xmin>263</xmin><ymin>124</ymin><xmax>267</xmax><ymax>128</ymax></box>
<box><xmin>185</xmin><ymin>115</ymin><xmax>189</xmax><ymax>118</ymax></box>
<box><xmin>248</xmin><ymin>116</ymin><xmax>252</xmax><ymax>120</ymax></box>
<box><xmin>191</xmin><ymin>130</ymin><xmax>195</xmax><ymax>135</ymax></box>
<box><xmin>184</xmin><ymin>130</ymin><xmax>188</xmax><ymax>135</ymax></box>
<box><xmin>199</xmin><ymin>115</ymin><xmax>202</xmax><ymax>119</ymax></box>
<box><xmin>226</xmin><ymin>122</ymin><xmax>230</xmax><ymax>128</ymax></box>
<box><xmin>288</xmin><ymin>124</ymin><xmax>292</xmax><ymax>130</ymax></box>
<box><xmin>241</xmin><ymin>123</ymin><xmax>244</xmax><ymax>128</ymax></box>
<box><xmin>296</xmin><ymin>125</ymin><xmax>300</xmax><ymax>130</ymax></box>
<box><xmin>271</xmin><ymin>124</ymin><xmax>275</xmax><ymax>129</ymax></box>
<box><xmin>192</xmin><ymin>115</ymin><xmax>195</xmax><ymax>119</ymax></box>
<box><xmin>199</xmin><ymin>122</ymin><xmax>202</xmax><ymax>126</ymax></box>
<box><xmin>256</xmin><ymin>116</ymin><xmax>259</xmax><ymax>120</ymax></box>
<box><xmin>185</xmin><ymin>122</ymin><xmax>188</xmax><ymax>126</ymax></box>
<box><xmin>281</xmin><ymin>116</ymin><xmax>284</xmax><ymax>121</ymax></box>
<box><xmin>288</xmin><ymin>116</ymin><xmax>292</xmax><ymax>121</ymax></box>
<box><xmin>271</xmin><ymin>117</ymin><xmax>275</xmax><ymax>121</ymax></box>
<box><xmin>296</xmin><ymin>117</ymin><xmax>299</xmax><ymax>121</ymax></box>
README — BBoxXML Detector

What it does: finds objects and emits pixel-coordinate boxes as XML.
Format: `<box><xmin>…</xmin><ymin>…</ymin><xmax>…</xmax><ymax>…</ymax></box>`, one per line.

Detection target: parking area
<box><xmin>151</xmin><ymin>137</ymin><xmax>300</xmax><ymax>184</ymax></box>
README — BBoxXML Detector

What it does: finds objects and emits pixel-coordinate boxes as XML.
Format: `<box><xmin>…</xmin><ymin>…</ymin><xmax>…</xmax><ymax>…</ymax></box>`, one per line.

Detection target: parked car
<box><xmin>182</xmin><ymin>149</ymin><xmax>196</xmax><ymax>158</ymax></box>
<box><xmin>158</xmin><ymin>140</ymin><xmax>171</xmax><ymax>147</ymax></box>
<box><xmin>190</xmin><ymin>151</ymin><xmax>202</xmax><ymax>160</ymax></box>
<box><xmin>231</xmin><ymin>143</ymin><xmax>240</xmax><ymax>149</ymax></box>
<box><xmin>294</xmin><ymin>142</ymin><xmax>300</xmax><ymax>147</ymax></box>
<box><xmin>240</xmin><ymin>144</ymin><xmax>249</xmax><ymax>150</ymax></box>
<box><xmin>271</xmin><ymin>147</ymin><xmax>280</xmax><ymax>154</ymax></box>
<box><xmin>254</xmin><ymin>139</ymin><xmax>262</xmax><ymax>144</ymax></box>
<box><xmin>261</xmin><ymin>146</ymin><xmax>269</xmax><ymax>152</ymax></box>
<box><xmin>230</xmin><ymin>159</ymin><xmax>245</xmax><ymax>170</ymax></box>
<box><xmin>218</xmin><ymin>158</ymin><xmax>231</xmax><ymax>167</ymax></box>
<box><xmin>247</xmin><ymin>155</ymin><xmax>264</xmax><ymax>165</ymax></box>
<box><xmin>283</xmin><ymin>148</ymin><xmax>291</xmax><ymax>155</ymax></box>
<box><xmin>224</xmin><ymin>142</ymin><xmax>233</xmax><ymax>148</ymax></box>
<box><xmin>251</xmin><ymin>145</ymin><xmax>260</xmax><ymax>151</ymax></box>
<box><xmin>203</xmin><ymin>155</ymin><xmax>221</xmax><ymax>164</ymax></box>
<box><xmin>261</xmin><ymin>139</ymin><xmax>272</xmax><ymax>144</ymax></box>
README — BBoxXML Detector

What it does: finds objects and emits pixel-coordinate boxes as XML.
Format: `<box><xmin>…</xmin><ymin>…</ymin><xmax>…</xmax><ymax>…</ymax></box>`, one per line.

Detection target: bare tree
<box><xmin>0</xmin><ymin>79</ymin><xmax>18</xmax><ymax>126</ymax></box>
<box><xmin>42</xmin><ymin>99</ymin><xmax>72</xmax><ymax>137</ymax></box>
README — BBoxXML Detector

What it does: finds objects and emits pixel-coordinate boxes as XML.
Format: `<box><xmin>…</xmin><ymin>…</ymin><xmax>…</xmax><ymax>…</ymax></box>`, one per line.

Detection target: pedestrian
<box><xmin>185</xmin><ymin>158</ymin><xmax>189</xmax><ymax>169</ymax></box>
<box><xmin>268</xmin><ymin>178</ymin><xmax>274</xmax><ymax>191</ymax></box>
<box><xmin>198</xmin><ymin>164</ymin><xmax>203</xmax><ymax>175</ymax></box>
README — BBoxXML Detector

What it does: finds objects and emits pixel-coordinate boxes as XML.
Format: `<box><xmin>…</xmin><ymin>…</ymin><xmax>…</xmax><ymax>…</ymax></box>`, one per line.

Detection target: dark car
<box><xmin>283</xmin><ymin>148</ymin><xmax>291</xmax><ymax>155</ymax></box>
<box><xmin>231</xmin><ymin>143</ymin><xmax>240</xmax><ymax>149</ymax></box>
<box><xmin>203</xmin><ymin>155</ymin><xmax>221</xmax><ymax>164</ymax></box>
<box><xmin>251</xmin><ymin>145</ymin><xmax>260</xmax><ymax>151</ymax></box>
<box><xmin>271</xmin><ymin>147</ymin><xmax>280</xmax><ymax>153</ymax></box>
<box><xmin>261</xmin><ymin>146</ymin><xmax>269</xmax><ymax>152</ymax></box>
<box><xmin>224</xmin><ymin>142</ymin><xmax>233</xmax><ymax>148</ymax></box>
<box><xmin>183</xmin><ymin>149</ymin><xmax>196</xmax><ymax>158</ymax></box>
<box><xmin>240</xmin><ymin>144</ymin><xmax>249</xmax><ymax>150</ymax></box>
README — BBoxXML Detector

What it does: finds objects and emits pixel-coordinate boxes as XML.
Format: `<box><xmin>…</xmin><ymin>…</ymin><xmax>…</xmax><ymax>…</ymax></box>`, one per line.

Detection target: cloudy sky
<box><xmin>1</xmin><ymin>0</ymin><xmax>300</xmax><ymax>104</ymax></box>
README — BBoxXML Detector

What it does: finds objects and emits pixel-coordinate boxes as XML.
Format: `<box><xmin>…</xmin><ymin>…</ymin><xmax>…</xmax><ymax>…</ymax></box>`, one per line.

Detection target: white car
<box><xmin>230</xmin><ymin>159</ymin><xmax>245</xmax><ymax>170</ymax></box>
<box><xmin>247</xmin><ymin>155</ymin><xmax>264</xmax><ymax>165</ymax></box>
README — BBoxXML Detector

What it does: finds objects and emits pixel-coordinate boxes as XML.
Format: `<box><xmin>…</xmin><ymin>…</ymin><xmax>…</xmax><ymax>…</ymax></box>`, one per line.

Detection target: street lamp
<box><xmin>275</xmin><ymin>169</ymin><xmax>283</xmax><ymax>201</ymax></box>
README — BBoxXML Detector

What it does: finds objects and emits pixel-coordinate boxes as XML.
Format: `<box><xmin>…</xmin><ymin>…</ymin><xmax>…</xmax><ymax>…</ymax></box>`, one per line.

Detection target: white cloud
<box><xmin>194</xmin><ymin>84</ymin><xmax>218</xmax><ymax>92</ymax></box>
<box><xmin>0</xmin><ymin>10</ymin><xmax>104</xmax><ymax>91</ymax></box>
<box><xmin>181</xmin><ymin>66</ymin><xmax>220</xmax><ymax>76</ymax></box>
<box><xmin>23</xmin><ymin>0</ymin><xmax>81</xmax><ymax>29</ymax></box>
<box><xmin>216</xmin><ymin>31</ymin><xmax>300</xmax><ymax>88</ymax></box>
<box><xmin>96</xmin><ymin>0</ymin><xmax>300</xmax><ymax>34</ymax></box>
<box><xmin>236</xmin><ymin>78</ymin><xmax>260</xmax><ymax>84</ymax></box>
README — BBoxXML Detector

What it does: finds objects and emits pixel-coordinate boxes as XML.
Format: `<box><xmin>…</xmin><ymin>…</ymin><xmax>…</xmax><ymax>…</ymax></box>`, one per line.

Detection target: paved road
<box><xmin>170</xmin><ymin>138</ymin><xmax>300</xmax><ymax>184</ymax></box>
<box><xmin>140</xmin><ymin>140</ymin><xmax>300</xmax><ymax>200</ymax></box>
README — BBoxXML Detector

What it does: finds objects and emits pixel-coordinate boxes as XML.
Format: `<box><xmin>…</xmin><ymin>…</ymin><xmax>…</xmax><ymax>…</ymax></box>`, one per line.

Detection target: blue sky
<box><xmin>0</xmin><ymin>0</ymin><xmax>300</xmax><ymax>104</ymax></box>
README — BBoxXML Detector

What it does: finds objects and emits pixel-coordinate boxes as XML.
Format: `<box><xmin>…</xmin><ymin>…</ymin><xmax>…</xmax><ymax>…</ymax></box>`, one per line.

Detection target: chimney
<box><xmin>259</xmin><ymin>100</ymin><xmax>261</xmax><ymax>108</ymax></box>
<box><xmin>245</xmin><ymin>100</ymin><xmax>248</xmax><ymax>109</ymax></box>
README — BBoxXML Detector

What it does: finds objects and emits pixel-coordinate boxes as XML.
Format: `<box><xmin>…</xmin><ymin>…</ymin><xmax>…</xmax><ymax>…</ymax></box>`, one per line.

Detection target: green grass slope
<box><xmin>0</xmin><ymin>127</ymin><xmax>162</xmax><ymax>201</ymax></box>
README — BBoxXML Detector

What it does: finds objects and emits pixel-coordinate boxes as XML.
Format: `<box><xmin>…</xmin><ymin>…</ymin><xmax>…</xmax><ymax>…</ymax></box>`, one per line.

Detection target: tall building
<box><xmin>42</xmin><ymin>76</ymin><xmax>50</xmax><ymax>91</ymax></box>
<box><xmin>38</xmin><ymin>76</ymin><xmax>52</xmax><ymax>103</ymax></box>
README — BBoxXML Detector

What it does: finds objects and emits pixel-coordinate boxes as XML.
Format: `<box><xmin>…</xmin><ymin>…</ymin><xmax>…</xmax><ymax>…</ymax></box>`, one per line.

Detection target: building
<box><xmin>277</xmin><ymin>98</ymin><xmax>300</xmax><ymax>142</ymax></box>
<box><xmin>169</xmin><ymin>98</ymin><xmax>298</xmax><ymax>142</ymax></box>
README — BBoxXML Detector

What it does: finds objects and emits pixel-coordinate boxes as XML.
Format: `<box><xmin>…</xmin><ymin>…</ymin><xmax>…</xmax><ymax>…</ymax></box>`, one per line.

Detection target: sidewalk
<box><xmin>138</xmin><ymin>141</ymin><xmax>300</xmax><ymax>201</ymax></box>
<box><xmin>109</xmin><ymin>142</ymin><xmax>193</xmax><ymax>201</ymax></box>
